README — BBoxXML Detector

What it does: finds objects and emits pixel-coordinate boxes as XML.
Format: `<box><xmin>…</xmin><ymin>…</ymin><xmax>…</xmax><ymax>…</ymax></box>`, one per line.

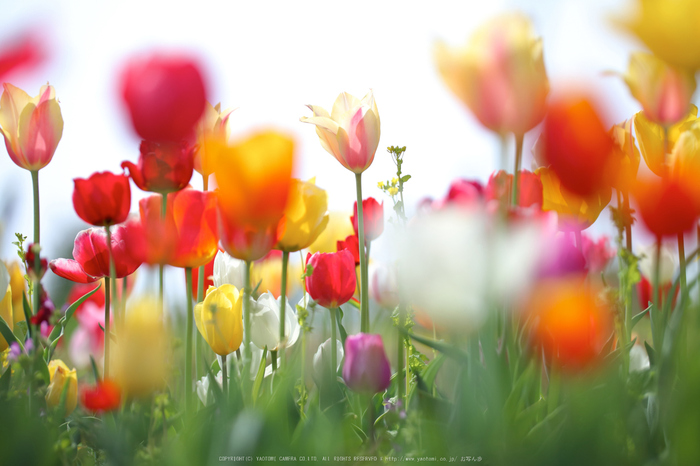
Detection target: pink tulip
<box><xmin>342</xmin><ymin>333</ymin><xmax>391</xmax><ymax>394</ymax></box>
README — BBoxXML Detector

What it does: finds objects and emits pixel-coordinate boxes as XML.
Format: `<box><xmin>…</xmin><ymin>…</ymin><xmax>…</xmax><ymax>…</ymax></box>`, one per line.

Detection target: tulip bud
<box><xmin>195</xmin><ymin>101</ymin><xmax>234</xmax><ymax>179</ymax></box>
<box><xmin>46</xmin><ymin>359</ymin><xmax>78</xmax><ymax>415</ymax></box>
<box><xmin>342</xmin><ymin>333</ymin><xmax>391</xmax><ymax>394</ymax></box>
<box><xmin>0</xmin><ymin>83</ymin><xmax>63</xmax><ymax>171</ymax></box>
<box><xmin>249</xmin><ymin>292</ymin><xmax>300</xmax><ymax>351</ymax></box>
<box><xmin>213</xmin><ymin>250</ymin><xmax>246</xmax><ymax>288</ymax></box>
<box><xmin>336</xmin><ymin>234</ymin><xmax>360</xmax><ymax>266</ymax></box>
<box><xmin>313</xmin><ymin>338</ymin><xmax>344</xmax><ymax>384</ymax></box>
<box><xmin>351</xmin><ymin>198</ymin><xmax>384</xmax><ymax>242</ymax></box>
<box><xmin>609</xmin><ymin>120</ymin><xmax>641</xmax><ymax>192</ymax></box>
<box><xmin>300</xmin><ymin>90</ymin><xmax>380</xmax><ymax>174</ymax></box>
<box><xmin>305</xmin><ymin>251</ymin><xmax>357</xmax><ymax>309</ymax></box>
<box><xmin>195</xmin><ymin>285</ymin><xmax>244</xmax><ymax>356</ymax></box>
<box><xmin>633</xmin><ymin>176</ymin><xmax>699</xmax><ymax>237</ymax></box>
<box><xmin>72</xmin><ymin>172</ymin><xmax>131</xmax><ymax>227</ymax></box>
<box><xmin>121</xmin><ymin>140</ymin><xmax>195</xmax><ymax>194</ymax></box>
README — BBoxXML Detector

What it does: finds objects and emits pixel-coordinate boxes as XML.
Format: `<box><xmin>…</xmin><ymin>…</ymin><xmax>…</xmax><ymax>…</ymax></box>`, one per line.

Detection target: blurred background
<box><xmin>0</xmin><ymin>0</ymin><xmax>646</xmax><ymax>308</ymax></box>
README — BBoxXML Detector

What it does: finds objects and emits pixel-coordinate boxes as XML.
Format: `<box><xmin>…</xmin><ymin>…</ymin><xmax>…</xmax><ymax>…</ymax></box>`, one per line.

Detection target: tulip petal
<box><xmin>49</xmin><ymin>259</ymin><xmax>99</xmax><ymax>283</ymax></box>
<box><xmin>331</xmin><ymin>92</ymin><xmax>361</xmax><ymax>122</ymax></box>
<box><xmin>0</xmin><ymin>83</ymin><xmax>31</xmax><ymax>137</ymax></box>
<box><xmin>19</xmin><ymin>98</ymin><xmax>63</xmax><ymax>169</ymax></box>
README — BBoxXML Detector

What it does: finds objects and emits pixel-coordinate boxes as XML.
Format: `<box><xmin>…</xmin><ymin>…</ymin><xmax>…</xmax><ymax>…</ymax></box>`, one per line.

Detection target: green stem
<box><xmin>31</xmin><ymin>170</ymin><xmax>40</xmax><ymax>320</ymax></box>
<box><xmin>654</xmin><ymin>238</ymin><xmax>661</xmax><ymax>309</ymax></box>
<box><xmin>159</xmin><ymin>193</ymin><xmax>167</xmax><ymax>314</ymax></box>
<box><xmin>105</xmin><ymin>227</ymin><xmax>118</xmax><ymax>335</ymax></box>
<box><xmin>397</xmin><ymin>306</ymin><xmax>405</xmax><ymax>407</ymax></box>
<box><xmin>221</xmin><ymin>354</ymin><xmax>228</xmax><ymax>399</ymax></box>
<box><xmin>31</xmin><ymin>170</ymin><xmax>40</xmax><ymax>244</ymax></box>
<box><xmin>279</xmin><ymin>251</ymin><xmax>289</xmax><ymax>357</ymax></box>
<box><xmin>355</xmin><ymin>173</ymin><xmax>370</xmax><ymax>333</ymax></box>
<box><xmin>678</xmin><ymin>234</ymin><xmax>687</xmax><ymax>304</ymax></box>
<box><xmin>510</xmin><ymin>133</ymin><xmax>524</xmax><ymax>207</ymax></box>
<box><xmin>271</xmin><ymin>350</ymin><xmax>278</xmax><ymax>372</ymax></box>
<box><xmin>104</xmin><ymin>278</ymin><xmax>111</xmax><ymax>379</ymax></box>
<box><xmin>243</xmin><ymin>260</ymin><xmax>252</xmax><ymax>393</ymax></box>
<box><xmin>185</xmin><ymin>267</ymin><xmax>194</xmax><ymax>414</ymax></box>
<box><xmin>623</xmin><ymin>192</ymin><xmax>632</xmax><ymax>252</ymax></box>
<box><xmin>330</xmin><ymin>307</ymin><xmax>338</xmax><ymax>386</ymax></box>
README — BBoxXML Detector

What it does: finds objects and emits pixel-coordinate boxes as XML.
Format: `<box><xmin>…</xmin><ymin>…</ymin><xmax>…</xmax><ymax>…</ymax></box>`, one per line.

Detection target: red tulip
<box><xmin>305</xmin><ymin>250</ymin><xmax>357</xmax><ymax>308</ymax></box>
<box><xmin>484</xmin><ymin>170</ymin><xmax>543</xmax><ymax>208</ymax></box>
<box><xmin>637</xmin><ymin>276</ymin><xmax>678</xmax><ymax>310</ymax></box>
<box><xmin>49</xmin><ymin>224</ymin><xmax>142</xmax><ymax>283</ymax></box>
<box><xmin>342</xmin><ymin>333</ymin><xmax>391</xmax><ymax>394</ymax></box>
<box><xmin>336</xmin><ymin>234</ymin><xmax>360</xmax><ymax>266</ymax></box>
<box><xmin>218</xmin><ymin>218</ymin><xmax>284</xmax><ymax>263</ymax></box>
<box><xmin>351</xmin><ymin>198</ymin><xmax>384</xmax><ymax>242</ymax></box>
<box><xmin>121</xmin><ymin>140</ymin><xmax>194</xmax><ymax>194</ymax></box>
<box><xmin>541</xmin><ymin>96</ymin><xmax>616</xmax><ymax>197</ymax></box>
<box><xmin>81</xmin><ymin>379</ymin><xmax>121</xmax><ymax>413</ymax></box>
<box><xmin>633</xmin><ymin>177</ymin><xmax>699</xmax><ymax>237</ymax></box>
<box><xmin>119</xmin><ymin>54</ymin><xmax>207</xmax><ymax>142</ymax></box>
<box><xmin>73</xmin><ymin>172</ymin><xmax>131</xmax><ymax>227</ymax></box>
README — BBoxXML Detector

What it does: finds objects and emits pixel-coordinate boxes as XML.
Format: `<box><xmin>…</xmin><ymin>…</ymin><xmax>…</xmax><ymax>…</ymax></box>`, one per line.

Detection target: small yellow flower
<box><xmin>377</xmin><ymin>181</ymin><xmax>384</xmax><ymax>189</ymax></box>
<box><xmin>195</xmin><ymin>285</ymin><xmax>243</xmax><ymax>356</ymax></box>
<box><xmin>46</xmin><ymin>359</ymin><xmax>77</xmax><ymax>415</ymax></box>
<box><xmin>391</xmin><ymin>177</ymin><xmax>399</xmax><ymax>185</ymax></box>
<box><xmin>388</xmin><ymin>187</ymin><xmax>399</xmax><ymax>196</ymax></box>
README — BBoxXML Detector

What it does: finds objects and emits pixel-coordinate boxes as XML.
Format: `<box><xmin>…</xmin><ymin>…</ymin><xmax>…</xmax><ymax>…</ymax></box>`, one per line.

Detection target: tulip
<box><xmin>581</xmin><ymin>234</ymin><xmax>616</xmax><ymax>276</ymax></box>
<box><xmin>196</xmin><ymin>371</ymin><xmax>223</xmax><ymax>406</ymax></box>
<box><xmin>526</xmin><ymin>278</ymin><xmax>612</xmax><ymax>370</ymax></box>
<box><xmin>637</xmin><ymin>243</ymin><xmax>678</xmax><ymax>309</ymax></box>
<box><xmin>68</xmin><ymin>301</ymin><xmax>105</xmax><ymax>369</ymax></box>
<box><xmin>537</xmin><ymin>166</ymin><xmax>611</xmax><ymax>231</ymax></box>
<box><xmin>618</xmin><ymin>0</ymin><xmax>700</xmax><ymax>69</ymax></box>
<box><xmin>0</xmin><ymin>83</ymin><xmax>63</xmax><ymax>171</ymax></box>
<box><xmin>634</xmin><ymin>105</ymin><xmax>698</xmax><ymax>177</ymax></box>
<box><xmin>0</xmin><ymin>34</ymin><xmax>43</xmax><ymax>81</ymax></box>
<box><xmin>434</xmin><ymin>13</ymin><xmax>548</xmax><ymax>136</ymax></box>
<box><xmin>120</xmin><ymin>54</ymin><xmax>207</xmax><ymax>142</ymax></box>
<box><xmin>538</xmin><ymin>235</ymin><xmax>587</xmax><ymax>280</ymax></box>
<box><xmin>49</xmin><ymin>225</ymin><xmax>142</xmax><ymax>283</ymax></box>
<box><xmin>629</xmin><ymin>345</ymin><xmax>651</xmax><ymax>373</ymax></box>
<box><xmin>342</xmin><ymin>333</ymin><xmax>391</xmax><ymax>394</ymax></box>
<box><xmin>46</xmin><ymin>359</ymin><xmax>78</xmax><ymax>415</ymax></box>
<box><xmin>351</xmin><ymin>198</ymin><xmax>383</xmax><ymax>242</ymax></box>
<box><xmin>633</xmin><ymin>177</ymin><xmax>699</xmax><ymax>237</ymax></box>
<box><xmin>300</xmin><ymin>90</ymin><xmax>380</xmax><ymax>174</ymax></box>
<box><xmin>195</xmin><ymin>101</ymin><xmax>234</xmax><ymax>181</ymax></box>
<box><xmin>249</xmin><ymin>291</ymin><xmax>300</xmax><ymax>352</ymax></box>
<box><xmin>308</xmin><ymin>211</ymin><xmax>355</xmax><ymax>254</ymax></box>
<box><xmin>6</xmin><ymin>261</ymin><xmax>25</xmax><ymax>324</ymax></box>
<box><xmin>306</xmin><ymin>251</ymin><xmax>357</xmax><ymax>309</ymax></box>
<box><xmin>337</xmin><ymin>234</ymin><xmax>360</xmax><ymax>266</ymax></box>
<box><xmin>609</xmin><ymin>120</ymin><xmax>641</xmax><ymax>193</ymax></box>
<box><xmin>212</xmin><ymin>250</ymin><xmax>246</xmax><ymax>288</ymax></box>
<box><xmin>276</xmin><ymin>178</ymin><xmax>329</xmax><ymax>252</ymax></box>
<box><xmin>81</xmin><ymin>379</ymin><xmax>121</xmax><ymax>413</ymax></box>
<box><xmin>194</xmin><ymin>284</ymin><xmax>244</xmax><ymax>356</ymax></box>
<box><xmin>73</xmin><ymin>172</ymin><xmax>131</xmax><ymax>227</ymax></box>
<box><xmin>431</xmin><ymin>179</ymin><xmax>484</xmax><ymax>209</ymax></box>
<box><xmin>113</xmin><ymin>298</ymin><xmax>169</xmax><ymax>397</ymax></box>
<box><xmin>622</xmin><ymin>52</ymin><xmax>696</xmax><ymax>126</ymax></box>
<box><xmin>669</xmin><ymin>121</ymin><xmax>700</xmax><ymax>203</ymax></box>
<box><xmin>191</xmin><ymin>254</ymin><xmax>216</xmax><ymax>302</ymax></box>
<box><xmin>540</xmin><ymin>96</ymin><xmax>616</xmax><ymax>197</ymax></box>
<box><xmin>121</xmin><ymin>140</ymin><xmax>195</xmax><ymax>194</ymax></box>
<box><xmin>484</xmin><ymin>170</ymin><xmax>543</xmax><ymax>208</ymax></box>
<box><xmin>0</xmin><ymin>264</ymin><xmax>14</xmax><ymax>351</ymax></box>
<box><xmin>313</xmin><ymin>338</ymin><xmax>344</xmax><ymax>383</ymax></box>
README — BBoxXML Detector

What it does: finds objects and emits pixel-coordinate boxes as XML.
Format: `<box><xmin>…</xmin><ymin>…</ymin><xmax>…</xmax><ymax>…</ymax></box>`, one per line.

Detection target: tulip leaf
<box><xmin>631</xmin><ymin>305</ymin><xmax>652</xmax><ymax>331</ymax></box>
<box><xmin>0</xmin><ymin>314</ymin><xmax>20</xmax><ymax>351</ymax></box>
<box><xmin>22</xmin><ymin>292</ymin><xmax>32</xmax><ymax>338</ymax></box>
<box><xmin>13</xmin><ymin>320</ymin><xmax>28</xmax><ymax>342</ymax></box>
<box><xmin>44</xmin><ymin>283</ymin><xmax>101</xmax><ymax>363</ymax></box>
<box><xmin>644</xmin><ymin>341</ymin><xmax>656</xmax><ymax>367</ymax></box>
<box><xmin>399</xmin><ymin>327</ymin><xmax>468</xmax><ymax>364</ymax></box>
<box><xmin>336</xmin><ymin>308</ymin><xmax>348</xmax><ymax>347</ymax></box>
<box><xmin>89</xmin><ymin>356</ymin><xmax>101</xmax><ymax>383</ymax></box>
<box><xmin>57</xmin><ymin>377</ymin><xmax>71</xmax><ymax>419</ymax></box>
<box><xmin>252</xmin><ymin>347</ymin><xmax>268</xmax><ymax>405</ymax></box>
<box><xmin>202</xmin><ymin>355</ymin><xmax>225</xmax><ymax>408</ymax></box>
<box><xmin>0</xmin><ymin>365</ymin><xmax>10</xmax><ymax>394</ymax></box>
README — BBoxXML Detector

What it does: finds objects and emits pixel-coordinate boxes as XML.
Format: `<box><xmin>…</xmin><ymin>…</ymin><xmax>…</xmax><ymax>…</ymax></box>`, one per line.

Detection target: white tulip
<box><xmin>638</xmin><ymin>243</ymin><xmax>677</xmax><ymax>284</ymax></box>
<box><xmin>196</xmin><ymin>371</ymin><xmax>223</xmax><ymax>406</ymax></box>
<box><xmin>213</xmin><ymin>250</ymin><xmax>246</xmax><ymax>288</ymax></box>
<box><xmin>249</xmin><ymin>292</ymin><xmax>300</xmax><ymax>351</ymax></box>
<box><xmin>313</xmin><ymin>338</ymin><xmax>344</xmax><ymax>383</ymax></box>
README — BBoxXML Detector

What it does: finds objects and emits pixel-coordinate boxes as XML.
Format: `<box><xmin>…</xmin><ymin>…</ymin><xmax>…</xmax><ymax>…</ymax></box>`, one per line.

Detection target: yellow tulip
<box><xmin>276</xmin><ymin>178</ymin><xmax>329</xmax><ymax>252</ymax></box>
<box><xmin>434</xmin><ymin>13</ymin><xmax>549</xmax><ymax>135</ymax></box>
<box><xmin>7</xmin><ymin>261</ymin><xmax>25</xmax><ymax>324</ymax></box>
<box><xmin>634</xmin><ymin>105</ymin><xmax>698</xmax><ymax>176</ymax></box>
<box><xmin>537</xmin><ymin>166</ymin><xmax>611</xmax><ymax>230</ymax></box>
<box><xmin>194</xmin><ymin>285</ymin><xmax>243</xmax><ymax>356</ymax></box>
<box><xmin>194</xmin><ymin>101</ymin><xmax>234</xmax><ymax>179</ymax></box>
<box><xmin>307</xmin><ymin>211</ymin><xmax>354</xmax><ymax>254</ymax></box>
<box><xmin>0</xmin><ymin>263</ymin><xmax>13</xmax><ymax>351</ymax></box>
<box><xmin>619</xmin><ymin>0</ymin><xmax>700</xmax><ymax>69</ymax></box>
<box><xmin>609</xmin><ymin>120</ymin><xmax>641</xmax><ymax>192</ymax></box>
<box><xmin>46</xmin><ymin>359</ymin><xmax>78</xmax><ymax>415</ymax></box>
<box><xmin>113</xmin><ymin>299</ymin><xmax>169</xmax><ymax>397</ymax></box>
<box><xmin>669</xmin><ymin>120</ymin><xmax>700</xmax><ymax>201</ymax></box>
<box><xmin>623</xmin><ymin>52</ymin><xmax>696</xmax><ymax>126</ymax></box>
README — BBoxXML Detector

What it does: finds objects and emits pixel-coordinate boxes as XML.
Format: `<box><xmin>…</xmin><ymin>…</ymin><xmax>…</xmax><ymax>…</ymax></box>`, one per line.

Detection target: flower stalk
<box><xmin>355</xmin><ymin>173</ymin><xmax>370</xmax><ymax>333</ymax></box>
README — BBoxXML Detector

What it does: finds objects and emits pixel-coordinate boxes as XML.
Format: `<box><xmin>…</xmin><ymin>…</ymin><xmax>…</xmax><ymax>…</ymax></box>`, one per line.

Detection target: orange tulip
<box><xmin>633</xmin><ymin>176</ymin><xmax>699</xmax><ymax>238</ymax></box>
<box><xmin>210</xmin><ymin>131</ymin><xmax>294</xmax><ymax>261</ymax></box>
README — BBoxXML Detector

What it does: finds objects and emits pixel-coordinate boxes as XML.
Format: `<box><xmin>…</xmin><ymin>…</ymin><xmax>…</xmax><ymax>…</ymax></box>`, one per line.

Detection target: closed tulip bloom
<box><xmin>342</xmin><ymin>333</ymin><xmax>391</xmax><ymax>394</ymax></box>
<box><xmin>73</xmin><ymin>171</ymin><xmax>131</xmax><ymax>227</ymax></box>
<box><xmin>305</xmin><ymin>250</ymin><xmax>357</xmax><ymax>309</ymax></box>
<box><xmin>276</xmin><ymin>178</ymin><xmax>329</xmax><ymax>252</ymax></box>
<box><xmin>113</xmin><ymin>298</ymin><xmax>169</xmax><ymax>397</ymax></box>
<box><xmin>669</xmin><ymin>121</ymin><xmax>700</xmax><ymax>201</ymax></box>
<box><xmin>81</xmin><ymin>380</ymin><xmax>121</xmax><ymax>413</ymax></box>
<box><xmin>623</xmin><ymin>52</ymin><xmax>696</xmax><ymax>126</ymax></box>
<box><xmin>121</xmin><ymin>140</ymin><xmax>194</xmax><ymax>194</ymax></box>
<box><xmin>0</xmin><ymin>83</ymin><xmax>63</xmax><ymax>171</ymax></box>
<box><xmin>434</xmin><ymin>13</ymin><xmax>548</xmax><ymax>135</ymax></box>
<box><xmin>484</xmin><ymin>170</ymin><xmax>543</xmax><ymax>208</ymax></box>
<box><xmin>541</xmin><ymin>96</ymin><xmax>616</xmax><ymax>197</ymax></box>
<box><xmin>168</xmin><ymin>189</ymin><xmax>219</xmax><ymax>269</ymax></box>
<box><xmin>537</xmin><ymin>167</ymin><xmax>611</xmax><ymax>231</ymax></box>
<box><xmin>351</xmin><ymin>198</ymin><xmax>383</xmax><ymax>242</ymax></box>
<box><xmin>526</xmin><ymin>279</ymin><xmax>612</xmax><ymax>371</ymax></box>
<box><xmin>212</xmin><ymin>250</ymin><xmax>246</xmax><ymax>288</ymax></box>
<box><xmin>194</xmin><ymin>284</ymin><xmax>243</xmax><ymax>356</ymax></box>
<box><xmin>7</xmin><ymin>261</ymin><xmax>25</xmax><ymax>324</ymax></box>
<box><xmin>634</xmin><ymin>105</ymin><xmax>697</xmax><ymax>177</ymax></box>
<box><xmin>0</xmin><ymin>264</ymin><xmax>13</xmax><ymax>352</ymax></box>
<box><xmin>120</xmin><ymin>54</ymin><xmax>207</xmax><ymax>142</ymax></box>
<box><xmin>336</xmin><ymin>235</ymin><xmax>360</xmax><ymax>267</ymax></box>
<box><xmin>619</xmin><ymin>0</ymin><xmax>700</xmax><ymax>69</ymax></box>
<box><xmin>195</xmin><ymin>101</ymin><xmax>234</xmax><ymax>179</ymax></box>
<box><xmin>301</xmin><ymin>90</ymin><xmax>380</xmax><ymax>174</ymax></box>
<box><xmin>313</xmin><ymin>338</ymin><xmax>344</xmax><ymax>383</ymax></box>
<box><xmin>46</xmin><ymin>359</ymin><xmax>78</xmax><ymax>415</ymax></box>
<box><xmin>609</xmin><ymin>120</ymin><xmax>641</xmax><ymax>192</ymax></box>
<box><xmin>633</xmin><ymin>176</ymin><xmax>699</xmax><ymax>237</ymax></box>
<box><xmin>308</xmin><ymin>211</ymin><xmax>355</xmax><ymax>254</ymax></box>
<box><xmin>49</xmin><ymin>224</ymin><xmax>142</xmax><ymax>283</ymax></box>
<box><xmin>249</xmin><ymin>291</ymin><xmax>300</xmax><ymax>351</ymax></box>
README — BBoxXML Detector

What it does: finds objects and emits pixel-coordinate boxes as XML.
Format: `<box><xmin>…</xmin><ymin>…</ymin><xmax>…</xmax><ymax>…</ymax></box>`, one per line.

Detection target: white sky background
<box><xmin>0</xmin><ymin>0</ymin><xmax>652</xmax><ymax>304</ymax></box>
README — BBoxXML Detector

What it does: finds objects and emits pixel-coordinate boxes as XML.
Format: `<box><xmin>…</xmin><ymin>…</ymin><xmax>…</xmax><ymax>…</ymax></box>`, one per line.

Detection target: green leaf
<box><xmin>22</xmin><ymin>292</ymin><xmax>32</xmax><ymax>338</ymax></box>
<box><xmin>631</xmin><ymin>306</ymin><xmax>651</xmax><ymax>331</ymax></box>
<box><xmin>0</xmin><ymin>314</ymin><xmax>20</xmax><ymax>351</ymax></box>
<box><xmin>13</xmin><ymin>320</ymin><xmax>28</xmax><ymax>342</ymax></box>
<box><xmin>203</xmin><ymin>355</ymin><xmax>225</xmax><ymax>408</ymax></box>
<box><xmin>644</xmin><ymin>341</ymin><xmax>656</xmax><ymax>366</ymax></box>
<box><xmin>252</xmin><ymin>347</ymin><xmax>268</xmax><ymax>405</ymax></box>
<box><xmin>400</xmin><ymin>175</ymin><xmax>411</xmax><ymax>183</ymax></box>
<box><xmin>0</xmin><ymin>366</ymin><xmax>11</xmax><ymax>394</ymax></box>
<box><xmin>89</xmin><ymin>356</ymin><xmax>101</xmax><ymax>383</ymax></box>
<box><xmin>400</xmin><ymin>328</ymin><xmax>468</xmax><ymax>364</ymax></box>
<box><xmin>336</xmin><ymin>308</ymin><xmax>348</xmax><ymax>347</ymax></box>
<box><xmin>420</xmin><ymin>353</ymin><xmax>446</xmax><ymax>390</ymax></box>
